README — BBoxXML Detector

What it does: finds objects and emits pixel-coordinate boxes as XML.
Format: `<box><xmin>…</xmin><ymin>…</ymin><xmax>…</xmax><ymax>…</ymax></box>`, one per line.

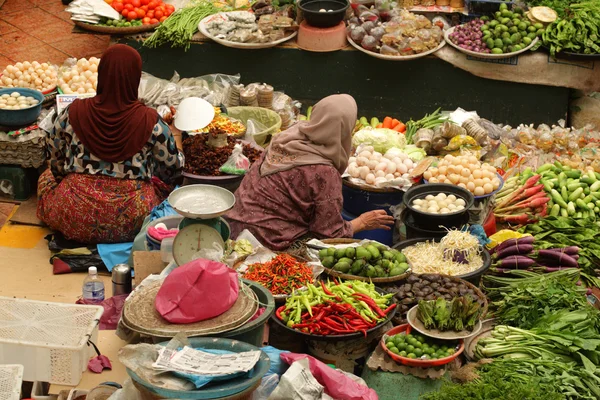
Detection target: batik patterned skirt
<box><xmin>37</xmin><ymin>170</ymin><xmax>166</xmax><ymax>244</ymax></box>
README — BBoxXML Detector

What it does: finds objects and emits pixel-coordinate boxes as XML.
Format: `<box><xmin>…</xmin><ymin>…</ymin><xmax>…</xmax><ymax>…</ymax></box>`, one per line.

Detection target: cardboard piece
<box><xmin>132</xmin><ymin>251</ymin><xmax>167</xmax><ymax>285</ymax></box>
<box><xmin>10</xmin><ymin>197</ymin><xmax>44</xmax><ymax>227</ymax></box>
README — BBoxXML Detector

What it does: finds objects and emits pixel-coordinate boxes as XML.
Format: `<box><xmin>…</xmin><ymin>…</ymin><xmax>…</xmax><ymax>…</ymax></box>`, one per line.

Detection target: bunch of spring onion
<box><xmin>405</xmin><ymin>108</ymin><xmax>446</xmax><ymax>144</ymax></box>
<box><xmin>474</xmin><ymin>309</ymin><xmax>600</xmax><ymax>369</ymax></box>
<box><xmin>490</xmin><ymin>235</ymin><xmax>581</xmax><ymax>273</ymax></box>
<box><xmin>494</xmin><ymin>174</ymin><xmax>550</xmax><ymax>225</ymax></box>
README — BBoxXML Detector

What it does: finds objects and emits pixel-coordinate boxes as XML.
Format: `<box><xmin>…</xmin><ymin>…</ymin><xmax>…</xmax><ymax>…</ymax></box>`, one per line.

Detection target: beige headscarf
<box><xmin>260</xmin><ymin>94</ymin><xmax>357</xmax><ymax>177</ymax></box>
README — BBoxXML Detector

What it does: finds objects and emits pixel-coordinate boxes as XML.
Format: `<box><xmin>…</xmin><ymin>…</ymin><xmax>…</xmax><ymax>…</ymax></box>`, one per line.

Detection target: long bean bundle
<box><xmin>144</xmin><ymin>1</ymin><xmax>220</xmax><ymax>50</ymax></box>
<box><xmin>542</xmin><ymin>2</ymin><xmax>600</xmax><ymax>56</ymax></box>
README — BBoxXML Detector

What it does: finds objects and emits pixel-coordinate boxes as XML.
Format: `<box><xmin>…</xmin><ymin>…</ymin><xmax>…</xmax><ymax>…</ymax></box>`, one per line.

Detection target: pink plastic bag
<box><xmin>280</xmin><ymin>353</ymin><xmax>378</xmax><ymax>400</ymax></box>
<box><xmin>155</xmin><ymin>259</ymin><xmax>239</xmax><ymax>324</ymax></box>
<box><xmin>76</xmin><ymin>294</ymin><xmax>127</xmax><ymax>330</ymax></box>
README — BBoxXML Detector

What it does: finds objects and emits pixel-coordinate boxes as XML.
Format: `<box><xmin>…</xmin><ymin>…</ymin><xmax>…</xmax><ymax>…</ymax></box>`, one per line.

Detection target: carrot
<box><xmin>393</xmin><ymin>122</ymin><xmax>406</xmax><ymax>133</ymax></box>
<box><xmin>391</xmin><ymin>118</ymin><xmax>401</xmax><ymax>128</ymax></box>
<box><xmin>382</xmin><ymin>117</ymin><xmax>393</xmax><ymax>129</ymax></box>
<box><xmin>376</xmin><ymin>123</ymin><xmax>383</xmax><ymax>128</ymax></box>
<box><xmin>496</xmin><ymin>176</ymin><xmax>543</xmax><ymax>209</ymax></box>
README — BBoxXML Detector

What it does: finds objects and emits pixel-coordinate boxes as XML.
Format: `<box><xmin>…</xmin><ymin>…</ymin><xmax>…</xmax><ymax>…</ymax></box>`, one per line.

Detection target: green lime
<box><xmin>407</xmin><ymin>353</ymin><xmax>416</xmax><ymax>359</ymax></box>
<box><xmin>406</xmin><ymin>345</ymin><xmax>415</xmax><ymax>353</ymax></box>
<box><xmin>408</xmin><ymin>338</ymin><xmax>418</xmax><ymax>346</ymax></box>
<box><xmin>432</xmin><ymin>344</ymin><xmax>439</xmax><ymax>351</ymax></box>
<box><xmin>491</xmin><ymin>48</ymin><xmax>504</xmax><ymax>54</ymax></box>
<box><xmin>494</xmin><ymin>38</ymin><xmax>504</xmax><ymax>48</ymax></box>
<box><xmin>534</xmin><ymin>22</ymin><xmax>544</xmax><ymax>30</ymax></box>
<box><xmin>386</xmin><ymin>342</ymin><xmax>395</xmax><ymax>349</ymax></box>
<box><xmin>390</xmin><ymin>347</ymin><xmax>400</xmax><ymax>354</ymax></box>
<box><xmin>422</xmin><ymin>354</ymin><xmax>430</xmax><ymax>360</ymax></box>
<box><xmin>414</xmin><ymin>341</ymin><xmax>423</xmax><ymax>349</ymax></box>
<box><xmin>406</xmin><ymin>334</ymin><xmax>413</xmax><ymax>340</ymax></box>
<box><xmin>499</xmin><ymin>2</ymin><xmax>507</xmax><ymax>10</ymax></box>
<box><xmin>522</xmin><ymin>36</ymin><xmax>532</xmax><ymax>45</ymax></box>
<box><xmin>399</xmin><ymin>351</ymin><xmax>407</xmax><ymax>357</ymax></box>
<box><xmin>440</xmin><ymin>345</ymin><xmax>448</xmax><ymax>352</ymax></box>
<box><xmin>528</xmin><ymin>26</ymin><xmax>537</xmax><ymax>33</ymax></box>
<box><xmin>397</xmin><ymin>343</ymin><xmax>407</xmax><ymax>351</ymax></box>
<box><xmin>513</xmin><ymin>44</ymin><xmax>523</xmax><ymax>51</ymax></box>
<box><xmin>447</xmin><ymin>349</ymin><xmax>456</xmax><ymax>356</ymax></box>
<box><xmin>527</xmin><ymin>32</ymin><xmax>537</xmax><ymax>39</ymax></box>
<box><xmin>414</xmin><ymin>348</ymin><xmax>423</xmax><ymax>357</ymax></box>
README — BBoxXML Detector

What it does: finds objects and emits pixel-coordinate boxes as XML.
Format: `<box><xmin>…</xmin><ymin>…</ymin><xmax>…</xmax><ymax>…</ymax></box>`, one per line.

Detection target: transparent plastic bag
<box><xmin>220</xmin><ymin>144</ymin><xmax>250</xmax><ymax>175</ymax></box>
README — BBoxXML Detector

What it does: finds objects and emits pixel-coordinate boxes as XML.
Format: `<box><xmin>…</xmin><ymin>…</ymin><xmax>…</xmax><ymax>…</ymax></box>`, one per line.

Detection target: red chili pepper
<box><xmin>352</xmin><ymin>293</ymin><xmax>387</xmax><ymax>318</ymax></box>
<box><xmin>292</xmin><ymin>323</ymin><xmax>315</xmax><ymax>329</ymax></box>
<box><xmin>383</xmin><ymin>303</ymin><xmax>397</xmax><ymax>315</ymax></box>
<box><xmin>276</xmin><ymin>305</ymin><xmax>286</xmax><ymax>320</ymax></box>
<box><xmin>320</xmin><ymin>280</ymin><xmax>335</xmax><ymax>296</ymax></box>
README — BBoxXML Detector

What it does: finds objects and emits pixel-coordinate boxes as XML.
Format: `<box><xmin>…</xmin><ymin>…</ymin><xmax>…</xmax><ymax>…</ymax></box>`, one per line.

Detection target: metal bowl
<box><xmin>168</xmin><ymin>184</ymin><xmax>236</xmax><ymax>219</ymax></box>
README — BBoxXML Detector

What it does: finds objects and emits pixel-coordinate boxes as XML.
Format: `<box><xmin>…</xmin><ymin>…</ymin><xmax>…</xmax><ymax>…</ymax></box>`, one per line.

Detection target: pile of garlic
<box><xmin>58</xmin><ymin>58</ymin><xmax>100</xmax><ymax>95</ymax></box>
<box><xmin>346</xmin><ymin>146</ymin><xmax>416</xmax><ymax>185</ymax></box>
<box><xmin>423</xmin><ymin>154</ymin><xmax>501</xmax><ymax>196</ymax></box>
<box><xmin>0</xmin><ymin>61</ymin><xmax>58</xmax><ymax>92</ymax></box>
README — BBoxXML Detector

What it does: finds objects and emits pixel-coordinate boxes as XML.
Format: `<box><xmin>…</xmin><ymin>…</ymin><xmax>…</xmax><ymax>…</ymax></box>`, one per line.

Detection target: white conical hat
<box><xmin>174</xmin><ymin>97</ymin><xmax>215</xmax><ymax>131</ymax></box>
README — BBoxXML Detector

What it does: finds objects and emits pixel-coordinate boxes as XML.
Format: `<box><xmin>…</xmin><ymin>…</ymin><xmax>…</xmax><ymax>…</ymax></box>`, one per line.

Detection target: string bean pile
<box><xmin>542</xmin><ymin>1</ymin><xmax>600</xmax><ymax>56</ymax></box>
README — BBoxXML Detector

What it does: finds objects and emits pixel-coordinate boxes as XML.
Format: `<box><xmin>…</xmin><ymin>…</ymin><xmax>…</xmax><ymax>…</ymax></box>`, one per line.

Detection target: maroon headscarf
<box><xmin>69</xmin><ymin>44</ymin><xmax>158</xmax><ymax>163</ymax></box>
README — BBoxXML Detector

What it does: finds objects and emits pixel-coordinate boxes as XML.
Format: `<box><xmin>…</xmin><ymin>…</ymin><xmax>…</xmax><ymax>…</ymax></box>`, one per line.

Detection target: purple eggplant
<box><xmin>535</xmin><ymin>249</ymin><xmax>579</xmax><ymax>268</ymax></box>
<box><xmin>493</xmin><ymin>255</ymin><xmax>536</xmax><ymax>269</ymax></box>
<box><xmin>494</xmin><ymin>236</ymin><xmax>535</xmax><ymax>253</ymax></box>
<box><xmin>495</xmin><ymin>244</ymin><xmax>534</xmax><ymax>259</ymax></box>
<box><xmin>551</xmin><ymin>246</ymin><xmax>580</xmax><ymax>255</ymax></box>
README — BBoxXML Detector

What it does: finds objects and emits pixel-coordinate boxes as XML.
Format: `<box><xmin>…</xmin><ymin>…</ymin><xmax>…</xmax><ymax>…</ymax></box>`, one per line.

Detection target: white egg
<box><xmin>425</xmin><ymin>195</ymin><xmax>434</xmax><ymax>200</ymax></box>
<box><xmin>374</xmin><ymin>177</ymin><xmax>387</xmax><ymax>185</ymax></box>
<box><xmin>456</xmin><ymin>205</ymin><xmax>465</xmax><ymax>211</ymax></box>
<box><xmin>483</xmin><ymin>183</ymin><xmax>494</xmax><ymax>194</ymax></box>
<box><xmin>365</xmin><ymin>173</ymin><xmax>376</xmax><ymax>185</ymax></box>
<box><xmin>375</xmin><ymin>162</ymin><xmax>387</xmax><ymax>172</ymax></box>
<box><xmin>413</xmin><ymin>205</ymin><xmax>421</xmax><ymax>210</ymax></box>
<box><xmin>403</xmin><ymin>159</ymin><xmax>414</xmax><ymax>169</ymax></box>
<box><xmin>10</xmin><ymin>92</ymin><xmax>19</xmax><ymax>98</ymax></box>
<box><xmin>386</xmin><ymin>162</ymin><xmax>397</xmax><ymax>174</ymax></box>
<box><xmin>359</xmin><ymin>151</ymin><xmax>372</xmax><ymax>159</ymax></box>
<box><xmin>350</xmin><ymin>167</ymin><xmax>360</xmax><ymax>178</ymax></box>
<box><xmin>474</xmin><ymin>186</ymin><xmax>485</xmax><ymax>196</ymax></box>
<box><xmin>397</xmin><ymin>163</ymin><xmax>408</xmax><ymax>175</ymax></box>
<box><xmin>348</xmin><ymin>157</ymin><xmax>356</xmax><ymax>164</ymax></box>
<box><xmin>356</xmin><ymin>156</ymin><xmax>368</xmax><ymax>167</ymax></box>
<box><xmin>367</xmin><ymin>160</ymin><xmax>379</xmax><ymax>170</ymax></box>
<box><xmin>448</xmin><ymin>204</ymin><xmax>457</xmax><ymax>210</ymax></box>
<box><xmin>359</xmin><ymin>166</ymin><xmax>370</xmax><ymax>180</ymax></box>
<box><xmin>447</xmin><ymin>194</ymin><xmax>457</xmax><ymax>201</ymax></box>
<box><xmin>385</xmin><ymin>174</ymin><xmax>395</xmax><ymax>181</ymax></box>
<box><xmin>429</xmin><ymin>177</ymin><xmax>439</xmax><ymax>183</ymax></box>
<box><xmin>376</xmin><ymin>170</ymin><xmax>385</xmax><ymax>178</ymax></box>
<box><xmin>427</xmin><ymin>207</ymin><xmax>438</xmax><ymax>213</ymax></box>
<box><xmin>456</xmin><ymin>198</ymin><xmax>466</xmax><ymax>206</ymax></box>
<box><xmin>413</xmin><ymin>199</ymin><xmax>423</xmax><ymax>206</ymax></box>
<box><xmin>440</xmin><ymin>208</ymin><xmax>450</xmax><ymax>214</ymax></box>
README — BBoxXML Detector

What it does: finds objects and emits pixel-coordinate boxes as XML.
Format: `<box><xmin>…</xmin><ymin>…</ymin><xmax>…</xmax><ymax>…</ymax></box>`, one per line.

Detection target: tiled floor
<box><xmin>0</xmin><ymin>0</ymin><xmax>110</xmax><ymax>71</ymax></box>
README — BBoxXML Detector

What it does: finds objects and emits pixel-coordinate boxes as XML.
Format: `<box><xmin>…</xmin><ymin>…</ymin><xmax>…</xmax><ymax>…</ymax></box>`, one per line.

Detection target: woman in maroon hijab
<box><xmin>37</xmin><ymin>45</ymin><xmax>183</xmax><ymax>244</ymax></box>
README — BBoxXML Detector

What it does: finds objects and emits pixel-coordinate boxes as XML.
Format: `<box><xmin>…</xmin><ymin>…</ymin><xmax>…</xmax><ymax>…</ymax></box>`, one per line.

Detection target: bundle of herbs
<box><xmin>421</xmin><ymin>358</ymin><xmax>600</xmax><ymax>400</ymax></box>
<box><xmin>417</xmin><ymin>296</ymin><xmax>482</xmax><ymax>332</ymax></box>
<box><xmin>484</xmin><ymin>269</ymin><xmax>590</xmax><ymax>329</ymax></box>
<box><xmin>519</xmin><ymin>216</ymin><xmax>600</xmax><ymax>287</ymax></box>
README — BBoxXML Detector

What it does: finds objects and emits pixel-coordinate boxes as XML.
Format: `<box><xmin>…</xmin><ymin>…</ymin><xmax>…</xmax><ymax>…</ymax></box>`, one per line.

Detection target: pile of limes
<box><xmin>480</xmin><ymin>3</ymin><xmax>545</xmax><ymax>54</ymax></box>
<box><xmin>385</xmin><ymin>332</ymin><xmax>458</xmax><ymax>360</ymax></box>
<box><xmin>97</xmin><ymin>17</ymin><xmax>144</xmax><ymax>27</ymax></box>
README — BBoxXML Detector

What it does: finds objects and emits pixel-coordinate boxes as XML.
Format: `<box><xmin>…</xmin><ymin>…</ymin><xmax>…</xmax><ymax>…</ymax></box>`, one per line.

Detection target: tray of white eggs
<box><xmin>0</xmin><ymin>91</ymin><xmax>41</xmax><ymax>110</ymax></box>
<box><xmin>422</xmin><ymin>154</ymin><xmax>504</xmax><ymax>199</ymax></box>
<box><xmin>0</xmin><ymin>61</ymin><xmax>58</xmax><ymax>94</ymax></box>
<box><xmin>403</xmin><ymin>183</ymin><xmax>475</xmax><ymax>219</ymax></box>
<box><xmin>344</xmin><ymin>145</ymin><xmax>419</xmax><ymax>190</ymax></box>
<box><xmin>57</xmin><ymin>57</ymin><xmax>100</xmax><ymax>95</ymax></box>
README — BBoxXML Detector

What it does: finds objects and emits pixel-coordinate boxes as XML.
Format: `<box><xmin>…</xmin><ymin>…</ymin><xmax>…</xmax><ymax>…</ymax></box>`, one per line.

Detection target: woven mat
<box><xmin>10</xmin><ymin>197</ymin><xmax>44</xmax><ymax>226</ymax></box>
<box><xmin>366</xmin><ymin>345</ymin><xmax>461</xmax><ymax>379</ymax></box>
<box><xmin>123</xmin><ymin>279</ymin><xmax>259</xmax><ymax>338</ymax></box>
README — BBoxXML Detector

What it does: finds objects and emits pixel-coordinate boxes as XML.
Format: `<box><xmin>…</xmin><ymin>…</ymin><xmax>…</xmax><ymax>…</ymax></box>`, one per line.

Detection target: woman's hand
<box><xmin>351</xmin><ymin>210</ymin><xmax>395</xmax><ymax>233</ymax></box>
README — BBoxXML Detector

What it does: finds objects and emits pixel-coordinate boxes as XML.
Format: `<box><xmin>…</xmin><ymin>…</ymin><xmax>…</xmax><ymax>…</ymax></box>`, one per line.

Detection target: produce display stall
<box><xmin>2</xmin><ymin>0</ymin><xmax>600</xmax><ymax>398</ymax></box>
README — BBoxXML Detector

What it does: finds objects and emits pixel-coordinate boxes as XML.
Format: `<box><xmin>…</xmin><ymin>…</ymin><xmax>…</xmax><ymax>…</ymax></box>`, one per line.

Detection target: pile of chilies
<box><xmin>491</xmin><ymin>236</ymin><xmax>580</xmax><ymax>273</ymax></box>
<box><xmin>245</xmin><ymin>254</ymin><xmax>313</xmax><ymax>296</ymax></box>
<box><xmin>494</xmin><ymin>175</ymin><xmax>549</xmax><ymax>224</ymax></box>
<box><xmin>276</xmin><ymin>280</ymin><xmax>396</xmax><ymax>337</ymax></box>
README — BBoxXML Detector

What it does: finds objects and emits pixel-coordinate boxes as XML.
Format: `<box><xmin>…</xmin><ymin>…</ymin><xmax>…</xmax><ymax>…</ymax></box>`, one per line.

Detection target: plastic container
<box><xmin>465</xmin><ymin>0</ymin><xmax>515</xmax><ymax>15</ymax></box>
<box><xmin>0</xmin><ymin>365</ymin><xmax>23</xmax><ymax>400</ymax></box>
<box><xmin>219</xmin><ymin>279</ymin><xmax>275</xmax><ymax>347</ymax></box>
<box><xmin>146</xmin><ymin>215</ymin><xmax>183</xmax><ymax>251</ymax></box>
<box><xmin>0</xmin><ymin>88</ymin><xmax>44</xmax><ymax>127</ymax></box>
<box><xmin>380</xmin><ymin>324</ymin><xmax>464</xmax><ymax>367</ymax></box>
<box><xmin>225</xmin><ymin>107</ymin><xmax>282</xmax><ymax>147</ymax></box>
<box><xmin>0</xmin><ymin>297</ymin><xmax>103</xmax><ymax>385</ymax></box>
<box><xmin>403</xmin><ymin>183</ymin><xmax>474</xmax><ymax>230</ymax></box>
<box><xmin>82</xmin><ymin>266</ymin><xmax>105</xmax><ymax>303</ymax></box>
<box><xmin>160</xmin><ymin>237</ymin><xmax>175</xmax><ymax>263</ymax></box>
<box><xmin>342</xmin><ymin>181</ymin><xmax>405</xmax><ymax>216</ymax></box>
<box><xmin>31</xmin><ymin>381</ymin><xmax>57</xmax><ymax>400</ymax></box>
<box><xmin>342</xmin><ymin>209</ymin><xmax>393</xmax><ymax>247</ymax></box>
<box><xmin>392</xmin><ymin>238</ymin><xmax>492</xmax><ymax>285</ymax></box>
<box><xmin>299</xmin><ymin>0</ymin><xmax>349</xmax><ymax>28</ymax></box>
<box><xmin>401</xmin><ymin>209</ymin><xmax>470</xmax><ymax>240</ymax></box>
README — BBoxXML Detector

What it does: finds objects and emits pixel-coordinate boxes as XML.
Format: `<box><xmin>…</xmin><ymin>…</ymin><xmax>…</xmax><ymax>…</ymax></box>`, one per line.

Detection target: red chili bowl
<box><xmin>380</xmin><ymin>324</ymin><xmax>465</xmax><ymax>368</ymax></box>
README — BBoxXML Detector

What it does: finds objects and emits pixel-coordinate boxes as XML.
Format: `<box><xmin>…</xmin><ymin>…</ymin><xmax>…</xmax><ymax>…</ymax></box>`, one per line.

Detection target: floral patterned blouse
<box><xmin>46</xmin><ymin>108</ymin><xmax>184</xmax><ymax>184</ymax></box>
<box><xmin>226</xmin><ymin>154</ymin><xmax>354</xmax><ymax>250</ymax></box>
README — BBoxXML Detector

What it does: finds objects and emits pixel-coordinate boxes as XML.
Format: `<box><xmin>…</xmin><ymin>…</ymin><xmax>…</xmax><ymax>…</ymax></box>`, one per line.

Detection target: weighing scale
<box><xmin>168</xmin><ymin>184</ymin><xmax>236</xmax><ymax>266</ymax></box>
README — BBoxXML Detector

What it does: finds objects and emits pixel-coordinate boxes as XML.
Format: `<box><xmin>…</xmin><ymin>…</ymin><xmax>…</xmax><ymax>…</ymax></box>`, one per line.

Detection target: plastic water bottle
<box><xmin>82</xmin><ymin>267</ymin><xmax>105</xmax><ymax>303</ymax></box>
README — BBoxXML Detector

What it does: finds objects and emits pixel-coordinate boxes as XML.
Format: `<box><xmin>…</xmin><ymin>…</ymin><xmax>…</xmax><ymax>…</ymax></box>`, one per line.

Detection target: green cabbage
<box><xmin>352</xmin><ymin>128</ymin><xmax>407</xmax><ymax>154</ymax></box>
<box><xmin>403</xmin><ymin>145</ymin><xmax>426</xmax><ymax>161</ymax></box>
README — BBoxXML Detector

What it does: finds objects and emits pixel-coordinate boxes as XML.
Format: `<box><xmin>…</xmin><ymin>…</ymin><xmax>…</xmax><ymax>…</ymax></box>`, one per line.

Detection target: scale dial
<box><xmin>173</xmin><ymin>223</ymin><xmax>225</xmax><ymax>266</ymax></box>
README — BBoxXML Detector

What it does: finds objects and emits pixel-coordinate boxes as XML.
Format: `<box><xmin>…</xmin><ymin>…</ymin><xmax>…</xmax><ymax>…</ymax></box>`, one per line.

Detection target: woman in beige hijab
<box><xmin>226</xmin><ymin>94</ymin><xmax>394</xmax><ymax>251</ymax></box>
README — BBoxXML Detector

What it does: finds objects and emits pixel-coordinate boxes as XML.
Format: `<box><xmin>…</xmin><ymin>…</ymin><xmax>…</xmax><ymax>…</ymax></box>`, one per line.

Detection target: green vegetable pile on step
<box><xmin>543</xmin><ymin>1</ymin><xmax>600</xmax><ymax>56</ymax></box>
<box><xmin>417</xmin><ymin>296</ymin><xmax>482</xmax><ymax>332</ymax></box>
<box><xmin>385</xmin><ymin>332</ymin><xmax>459</xmax><ymax>360</ymax></box>
<box><xmin>318</xmin><ymin>243</ymin><xmax>409</xmax><ymax>278</ymax></box>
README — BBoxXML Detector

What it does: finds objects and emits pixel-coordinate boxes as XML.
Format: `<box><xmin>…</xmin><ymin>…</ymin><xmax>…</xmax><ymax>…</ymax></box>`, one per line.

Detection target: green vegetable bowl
<box><xmin>407</xmin><ymin>305</ymin><xmax>483</xmax><ymax>340</ymax></box>
<box><xmin>381</xmin><ymin>324</ymin><xmax>464</xmax><ymax>367</ymax></box>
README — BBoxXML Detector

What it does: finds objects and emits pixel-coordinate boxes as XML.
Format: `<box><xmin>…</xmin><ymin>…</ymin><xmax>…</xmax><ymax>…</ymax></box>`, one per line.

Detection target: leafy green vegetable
<box><xmin>419</xmin><ymin>363</ymin><xmax>564</xmax><ymax>400</ymax></box>
<box><xmin>519</xmin><ymin>217</ymin><xmax>600</xmax><ymax>287</ymax></box>
<box><xmin>417</xmin><ymin>296</ymin><xmax>481</xmax><ymax>332</ymax></box>
<box><xmin>542</xmin><ymin>2</ymin><xmax>600</xmax><ymax>56</ymax></box>
<box><xmin>485</xmin><ymin>270</ymin><xmax>591</xmax><ymax>329</ymax></box>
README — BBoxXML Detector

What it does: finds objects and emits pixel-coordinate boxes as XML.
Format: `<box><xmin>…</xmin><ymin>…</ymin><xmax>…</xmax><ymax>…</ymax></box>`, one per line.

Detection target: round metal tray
<box><xmin>168</xmin><ymin>184</ymin><xmax>236</xmax><ymax>219</ymax></box>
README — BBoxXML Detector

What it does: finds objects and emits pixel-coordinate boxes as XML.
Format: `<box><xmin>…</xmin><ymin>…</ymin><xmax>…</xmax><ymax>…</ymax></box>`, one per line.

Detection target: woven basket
<box><xmin>74</xmin><ymin>21</ymin><xmax>159</xmax><ymax>34</ymax></box>
<box><xmin>316</xmin><ymin>239</ymin><xmax>411</xmax><ymax>284</ymax></box>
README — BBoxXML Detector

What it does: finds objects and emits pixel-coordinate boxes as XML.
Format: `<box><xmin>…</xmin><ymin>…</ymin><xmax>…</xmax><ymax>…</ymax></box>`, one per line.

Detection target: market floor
<box><xmin>0</xmin><ymin>0</ymin><xmax>110</xmax><ymax>71</ymax></box>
